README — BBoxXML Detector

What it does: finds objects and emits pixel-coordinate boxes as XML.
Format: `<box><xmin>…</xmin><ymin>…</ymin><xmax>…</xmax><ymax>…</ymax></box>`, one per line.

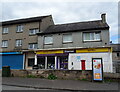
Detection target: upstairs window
<box><xmin>2</xmin><ymin>40</ymin><xmax>8</xmax><ymax>47</ymax></box>
<box><xmin>29</xmin><ymin>28</ymin><xmax>39</xmax><ymax>35</ymax></box>
<box><xmin>63</xmin><ymin>34</ymin><xmax>72</xmax><ymax>43</ymax></box>
<box><xmin>44</xmin><ymin>36</ymin><xmax>53</xmax><ymax>45</ymax></box>
<box><xmin>83</xmin><ymin>32</ymin><xmax>101</xmax><ymax>41</ymax></box>
<box><xmin>16</xmin><ymin>39</ymin><xmax>22</xmax><ymax>47</ymax></box>
<box><xmin>2</xmin><ymin>27</ymin><xmax>9</xmax><ymax>34</ymax></box>
<box><xmin>29</xmin><ymin>43</ymin><xmax>38</xmax><ymax>49</ymax></box>
<box><xmin>16</xmin><ymin>25</ymin><xmax>23</xmax><ymax>32</ymax></box>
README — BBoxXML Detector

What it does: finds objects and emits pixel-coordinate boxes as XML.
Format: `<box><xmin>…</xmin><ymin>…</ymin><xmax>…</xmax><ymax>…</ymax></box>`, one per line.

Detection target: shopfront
<box><xmin>0</xmin><ymin>52</ymin><xmax>24</xmax><ymax>69</ymax></box>
<box><xmin>36</xmin><ymin>49</ymin><xmax>75</xmax><ymax>70</ymax></box>
<box><xmin>34</xmin><ymin>47</ymin><xmax>113</xmax><ymax>72</ymax></box>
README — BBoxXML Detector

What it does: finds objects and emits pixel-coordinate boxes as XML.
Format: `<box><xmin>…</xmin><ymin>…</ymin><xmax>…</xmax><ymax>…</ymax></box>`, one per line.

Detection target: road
<box><xmin>2</xmin><ymin>85</ymin><xmax>82</xmax><ymax>92</ymax></box>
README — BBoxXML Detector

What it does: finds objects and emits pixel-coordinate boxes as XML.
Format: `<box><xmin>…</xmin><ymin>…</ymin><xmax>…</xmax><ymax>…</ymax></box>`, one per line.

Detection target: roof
<box><xmin>1</xmin><ymin>15</ymin><xmax>51</xmax><ymax>26</ymax></box>
<box><xmin>38</xmin><ymin>20</ymin><xmax>109</xmax><ymax>35</ymax></box>
<box><xmin>110</xmin><ymin>44</ymin><xmax>120</xmax><ymax>51</ymax></box>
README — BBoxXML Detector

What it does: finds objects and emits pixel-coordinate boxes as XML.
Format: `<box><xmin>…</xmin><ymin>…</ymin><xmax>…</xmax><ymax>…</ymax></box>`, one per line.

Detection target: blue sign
<box><xmin>0</xmin><ymin>52</ymin><xmax>22</xmax><ymax>55</ymax></box>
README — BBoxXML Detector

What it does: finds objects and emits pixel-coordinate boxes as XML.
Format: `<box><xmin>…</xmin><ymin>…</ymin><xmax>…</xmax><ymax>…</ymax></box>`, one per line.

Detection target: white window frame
<box><xmin>29</xmin><ymin>28</ymin><xmax>39</xmax><ymax>35</ymax></box>
<box><xmin>28</xmin><ymin>43</ymin><xmax>38</xmax><ymax>49</ymax></box>
<box><xmin>2</xmin><ymin>40</ymin><xmax>8</xmax><ymax>47</ymax></box>
<box><xmin>16</xmin><ymin>39</ymin><xmax>22</xmax><ymax>47</ymax></box>
<box><xmin>2</xmin><ymin>27</ymin><xmax>9</xmax><ymax>34</ymax></box>
<box><xmin>83</xmin><ymin>32</ymin><xmax>101</xmax><ymax>41</ymax></box>
<box><xmin>63</xmin><ymin>34</ymin><xmax>72</xmax><ymax>43</ymax></box>
<box><xmin>16</xmin><ymin>25</ymin><xmax>23</xmax><ymax>32</ymax></box>
<box><xmin>44</xmin><ymin>36</ymin><xmax>53</xmax><ymax>45</ymax></box>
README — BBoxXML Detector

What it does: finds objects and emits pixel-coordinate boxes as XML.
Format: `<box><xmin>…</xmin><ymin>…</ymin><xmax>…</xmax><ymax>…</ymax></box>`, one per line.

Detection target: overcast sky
<box><xmin>1</xmin><ymin>0</ymin><xmax>119</xmax><ymax>43</ymax></box>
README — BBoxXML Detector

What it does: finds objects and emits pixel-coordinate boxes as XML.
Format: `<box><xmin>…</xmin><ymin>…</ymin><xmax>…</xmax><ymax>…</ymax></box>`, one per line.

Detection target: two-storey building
<box><xmin>1</xmin><ymin>15</ymin><xmax>54</xmax><ymax>69</ymax></box>
<box><xmin>35</xmin><ymin>14</ymin><xmax>113</xmax><ymax>72</ymax></box>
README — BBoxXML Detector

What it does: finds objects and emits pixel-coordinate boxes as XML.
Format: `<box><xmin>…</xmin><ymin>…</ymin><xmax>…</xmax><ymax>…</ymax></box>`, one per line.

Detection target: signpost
<box><xmin>92</xmin><ymin>58</ymin><xmax>103</xmax><ymax>82</ymax></box>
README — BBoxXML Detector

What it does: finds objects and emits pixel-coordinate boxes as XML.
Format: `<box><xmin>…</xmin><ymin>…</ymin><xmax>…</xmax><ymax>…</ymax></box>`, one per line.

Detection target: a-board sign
<box><xmin>92</xmin><ymin>58</ymin><xmax>103</xmax><ymax>81</ymax></box>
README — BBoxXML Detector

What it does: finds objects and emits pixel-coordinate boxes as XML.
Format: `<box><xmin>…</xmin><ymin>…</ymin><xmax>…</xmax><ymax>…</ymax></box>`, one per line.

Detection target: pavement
<box><xmin>2</xmin><ymin>77</ymin><xmax>120</xmax><ymax>91</ymax></box>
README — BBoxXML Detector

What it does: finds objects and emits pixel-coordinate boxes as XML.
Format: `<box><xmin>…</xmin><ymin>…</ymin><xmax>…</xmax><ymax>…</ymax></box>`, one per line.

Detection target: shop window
<box><xmin>37</xmin><ymin>57</ymin><xmax>45</xmax><ymax>69</ymax></box>
<box><xmin>47</xmin><ymin>56</ymin><xmax>55</xmax><ymax>69</ymax></box>
<box><xmin>58</xmin><ymin>56</ymin><xmax>68</xmax><ymax>69</ymax></box>
<box><xmin>117</xmin><ymin>53</ymin><xmax>119</xmax><ymax>57</ymax></box>
<box><xmin>28</xmin><ymin>58</ymin><xmax>35</xmax><ymax>67</ymax></box>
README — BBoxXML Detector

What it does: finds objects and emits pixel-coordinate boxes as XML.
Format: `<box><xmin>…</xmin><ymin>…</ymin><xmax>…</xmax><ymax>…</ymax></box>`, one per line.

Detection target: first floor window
<box><xmin>83</xmin><ymin>32</ymin><xmax>101</xmax><ymax>41</ymax></box>
<box><xmin>29</xmin><ymin>28</ymin><xmax>39</xmax><ymax>35</ymax></box>
<box><xmin>63</xmin><ymin>34</ymin><xmax>72</xmax><ymax>43</ymax></box>
<box><xmin>2</xmin><ymin>27</ymin><xmax>9</xmax><ymax>34</ymax></box>
<box><xmin>2</xmin><ymin>40</ymin><xmax>8</xmax><ymax>47</ymax></box>
<box><xmin>29</xmin><ymin>43</ymin><xmax>38</xmax><ymax>49</ymax></box>
<box><xmin>28</xmin><ymin>58</ymin><xmax>35</xmax><ymax>67</ymax></box>
<box><xmin>44</xmin><ymin>36</ymin><xmax>53</xmax><ymax>45</ymax></box>
<box><xmin>16</xmin><ymin>39</ymin><xmax>22</xmax><ymax>47</ymax></box>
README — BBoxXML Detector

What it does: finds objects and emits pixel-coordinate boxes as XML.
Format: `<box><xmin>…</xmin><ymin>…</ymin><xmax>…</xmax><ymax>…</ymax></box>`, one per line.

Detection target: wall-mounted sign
<box><xmin>64</xmin><ymin>49</ymin><xmax>76</xmax><ymax>53</ymax></box>
<box><xmin>92</xmin><ymin>58</ymin><xmax>103</xmax><ymax>81</ymax></box>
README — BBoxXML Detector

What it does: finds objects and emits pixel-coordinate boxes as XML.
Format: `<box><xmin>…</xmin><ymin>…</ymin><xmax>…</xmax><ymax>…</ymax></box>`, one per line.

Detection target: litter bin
<box><xmin>2</xmin><ymin>66</ymin><xmax>11</xmax><ymax>77</ymax></box>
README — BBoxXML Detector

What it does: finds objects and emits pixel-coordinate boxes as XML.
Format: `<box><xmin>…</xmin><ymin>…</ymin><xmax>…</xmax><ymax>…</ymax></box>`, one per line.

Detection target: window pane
<box><xmin>29</xmin><ymin>29</ymin><xmax>39</xmax><ymax>35</ymax></box>
<box><xmin>83</xmin><ymin>32</ymin><xmax>101</xmax><ymax>41</ymax></box>
<box><xmin>29</xmin><ymin>43</ymin><xmax>38</xmax><ymax>49</ymax></box>
<box><xmin>63</xmin><ymin>34</ymin><xmax>72</xmax><ymax>43</ymax></box>
<box><xmin>47</xmin><ymin>56</ymin><xmax>55</xmax><ymax>69</ymax></box>
<box><xmin>84</xmin><ymin>33</ymin><xmax>90</xmax><ymax>40</ymax></box>
<box><xmin>3</xmin><ymin>27</ymin><xmax>8</xmax><ymax>33</ymax></box>
<box><xmin>90</xmin><ymin>33</ymin><xmax>94</xmax><ymax>40</ymax></box>
<box><xmin>17</xmin><ymin>25</ymin><xmax>23</xmax><ymax>32</ymax></box>
<box><xmin>28</xmin><ymin>58</ymin><xmax>35</xmax><ymax>67</ymax></box>
<box><xmin>95</xmin><ymin>32</ymin><xmax>100</xmax><ymax>40</ymax></box>
<box><xmin>16</xmin><ymin>40</ymin><xmax>22</xmax><ymax>46</ymax></box>
<box><xmin>37</xmin><ymin>57</ymin><xmax>45</xmax><ymax>69</ymax></box>
<box><xmin>2</xmin><ymin>40</ymin><xmax>8</xmax><ymax>47</ymax></box>
<box><xmin>44</xmin><ymin>36</ymin><xmax>53</xmax><ymax>44</ymax></box>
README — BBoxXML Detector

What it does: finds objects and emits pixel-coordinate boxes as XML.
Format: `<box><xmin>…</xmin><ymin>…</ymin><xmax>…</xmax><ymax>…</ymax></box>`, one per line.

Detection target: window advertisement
<box><xmin>92</xmin><ymin>58</ymin><xmax>103</xmax><ymax>81</ymax></box>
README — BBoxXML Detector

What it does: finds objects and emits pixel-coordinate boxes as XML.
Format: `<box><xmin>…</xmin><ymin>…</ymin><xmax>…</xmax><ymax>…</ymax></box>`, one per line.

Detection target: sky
<box><xmin>1</xmin><ymin>0</ymin><xmax>120</xmax><ymax>44</ymax></box>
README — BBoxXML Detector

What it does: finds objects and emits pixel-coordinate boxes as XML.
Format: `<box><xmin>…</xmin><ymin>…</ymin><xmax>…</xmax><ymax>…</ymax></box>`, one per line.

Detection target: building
<box><xmin>34</xmin><ymin>14</ymin><xmax>113</xmax><ymax>72</ymax></box>
<box><xmin>1</xmin><ymin>15</ymin><xmax>54</xmax><ymax>69</ymax></box>
<box><xmin>110</xmin><ymin>44</ymin><xmax>120</xmax><ymax>73</ymax></box>
<box><xmin>1</xmin><ymin>14</ymin><xmax>113</xmax><ymax>73</ymax></box>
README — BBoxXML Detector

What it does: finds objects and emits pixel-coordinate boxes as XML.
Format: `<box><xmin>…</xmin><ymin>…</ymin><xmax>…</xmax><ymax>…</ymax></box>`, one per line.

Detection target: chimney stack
<box><xmin>101</xmin><ymin>13</ymin><xmax>106</xmax><ymax>23</ymax></box>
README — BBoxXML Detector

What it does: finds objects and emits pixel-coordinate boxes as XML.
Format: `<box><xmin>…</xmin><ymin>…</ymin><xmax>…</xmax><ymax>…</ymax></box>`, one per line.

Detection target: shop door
<box><xmin>81</xmin><ymin>60</ymin><xmax>86</xmax><ymax>70</ymax></box>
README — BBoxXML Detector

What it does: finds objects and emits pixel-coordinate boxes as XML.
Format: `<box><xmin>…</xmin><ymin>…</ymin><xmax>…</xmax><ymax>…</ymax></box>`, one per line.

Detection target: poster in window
<box><xmin>92</xmin><ymin>58</ymin><xmax>103</xmax><ymax>81</ymax></box>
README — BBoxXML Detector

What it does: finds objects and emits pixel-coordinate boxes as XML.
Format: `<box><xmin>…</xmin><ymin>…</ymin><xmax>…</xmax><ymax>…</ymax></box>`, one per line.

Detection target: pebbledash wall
<box><xmin>26</xmin><ymin>47</ymin><xmax>113</xmax><ymax>73</ymax></box>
